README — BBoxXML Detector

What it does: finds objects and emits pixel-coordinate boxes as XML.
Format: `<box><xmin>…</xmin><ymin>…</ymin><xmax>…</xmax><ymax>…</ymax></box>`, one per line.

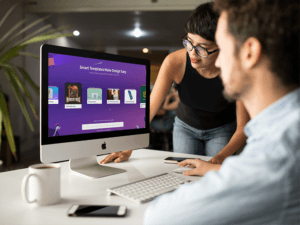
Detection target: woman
<box><xmin>100</xmin><ymin>2</ymin><xmax>249</xmax><ymax>174</ymax></box>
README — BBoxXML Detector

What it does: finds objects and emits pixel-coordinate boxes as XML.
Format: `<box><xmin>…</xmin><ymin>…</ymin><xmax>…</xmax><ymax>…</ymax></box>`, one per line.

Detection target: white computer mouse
<box><xmin>173</xmin><ymin>167</ymin><xmax>193</xmax><ymax>174</ymax></box>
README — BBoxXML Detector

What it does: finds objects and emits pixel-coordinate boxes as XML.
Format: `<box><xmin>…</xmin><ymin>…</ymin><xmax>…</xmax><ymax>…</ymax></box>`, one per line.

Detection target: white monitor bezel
<box><xmin>40</xmin><ymin>44</ymin><xmax>150</xmax><ymax>163</ymax></box>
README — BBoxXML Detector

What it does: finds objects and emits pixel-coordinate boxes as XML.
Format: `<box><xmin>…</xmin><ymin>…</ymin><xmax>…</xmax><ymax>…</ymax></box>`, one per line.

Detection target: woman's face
<box><xmin>186</xmin><ymin>33</ymin><xmax>219</xmax><ymax>70</ymax></box>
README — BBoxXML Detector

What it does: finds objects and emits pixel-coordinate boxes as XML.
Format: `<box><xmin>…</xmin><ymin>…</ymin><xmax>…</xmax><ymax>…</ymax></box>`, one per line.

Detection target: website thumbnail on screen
<box><xmin>47</xmin><ymin>53</ymin><xmax>146</xmax><ymax>137</ymax></box>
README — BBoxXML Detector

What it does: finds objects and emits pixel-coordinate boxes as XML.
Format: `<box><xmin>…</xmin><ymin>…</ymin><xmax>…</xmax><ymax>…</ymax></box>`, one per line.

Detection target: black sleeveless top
<box><xmin>176</xmin><ymin>53</ymin><xmax>236</xmax><ymax>129</ymax></box>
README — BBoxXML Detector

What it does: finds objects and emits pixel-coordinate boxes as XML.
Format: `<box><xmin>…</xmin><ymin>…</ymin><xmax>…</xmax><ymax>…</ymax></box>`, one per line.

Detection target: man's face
<box><xmin>215</xmin><ymin>12</ymin><xmax>251</xmax><ymax>100</ymax></box>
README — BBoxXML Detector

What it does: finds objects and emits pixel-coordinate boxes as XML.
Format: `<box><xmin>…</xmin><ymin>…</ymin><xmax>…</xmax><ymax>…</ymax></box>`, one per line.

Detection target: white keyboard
<box><xmin>107</xmin><ymin>173</ymin><xmax>192</xmax><ymax>204</ymax></box>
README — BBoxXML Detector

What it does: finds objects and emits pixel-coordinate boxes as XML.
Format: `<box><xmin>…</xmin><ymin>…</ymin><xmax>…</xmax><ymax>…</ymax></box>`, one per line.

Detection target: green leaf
<box><xmin>8</xmin><ymin>66</ymin><xmax>38</xmax><ymax>120</ymax></box>
<box><xmin>0</xmin><ymin>89</ymin><xmax>17</xmax><ymax>161</ymax></box>
<box><xmin>0</xmin><ymin>45</ymin><xmax>26</xmax><ymax>63</ymax></box>
<box><xmin>17</xmin><ymin>67</ymin><xmax>39</xmax><ymax>95</ymax></box>
<box><xmin>3</xmin><ymin>68</ymin><xmax>34</xmax><ymax>132</ymax></box>
<box><xmin>21</xmin><ymin>33</ymin><xmax>73</xmax><ymax>46</ymax></box>
<box><xmin>13</xmin><ymin>24</ymin><xmax>52</xmax><ymax>47</ymax></box>
<box><xmin>0</xmin><ymin>17</ymin><xmax>31</xmax><ymax>47</ymax></box>
<box><xmin>0</xmin><ymin>2</ymin><xmax>20</xmax><ymax>30</ymax></box>
<box><xmin>4</xmin><ymin>14</ymin><xmax>52</xmax><ymax>47</ymax></box>
<box><xmin>18</xmin><ymin>51</ymin><xmax>39</xmax><ymax>59</ymax></box>
<box><xmin>0</xmin><ymin>62</ymin><xmax>13</xmax><ymax>69</ymax></box>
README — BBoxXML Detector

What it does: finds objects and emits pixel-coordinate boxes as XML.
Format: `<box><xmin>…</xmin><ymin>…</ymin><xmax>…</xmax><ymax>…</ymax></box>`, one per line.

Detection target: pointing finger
<box><xmin>100</xmin><ymin>158</ymin><xmax>108</xmax><ymax>164</ymax></box>
<box><xmin>100</xmin><ymin>155</ymin><xmax>115</xmax><ymax>164</ymax></box>
<box><xmin>99</xmin><ymin>156</ymin><xmax>109</xmax><ymax>163</ymax></box>
<box><xmin>178</xmin><ymin>159</ymin><xmax>191</xmax><ymax>167</ymax></box>
<box><xmin>99</xmin><ymin>157</ymin><xmax>107</xmax><ymax>164</ymax></box>
<box><xmin>181</xmin><ymin>159</ymin><xmax>198</xmax><ymax>167</ymax></box>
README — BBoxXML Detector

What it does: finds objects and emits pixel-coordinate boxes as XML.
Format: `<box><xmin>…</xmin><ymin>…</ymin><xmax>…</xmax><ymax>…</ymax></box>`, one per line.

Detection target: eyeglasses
<box><xmin>182</xmin><ymin>38</ymin><xmax>219</xmax><ymax>58</ymax></box>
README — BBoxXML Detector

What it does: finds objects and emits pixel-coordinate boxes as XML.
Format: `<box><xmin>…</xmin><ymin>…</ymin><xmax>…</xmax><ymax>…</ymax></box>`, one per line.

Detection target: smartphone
<box><xmin>164</xmin><ymin>157</ymin><xmax>197</xmax><ymax>164</ymax></box>
<box><xmin>67</xmin><ymin>205</ymin><xmax>127</xmax><ymax>217</ymax></box>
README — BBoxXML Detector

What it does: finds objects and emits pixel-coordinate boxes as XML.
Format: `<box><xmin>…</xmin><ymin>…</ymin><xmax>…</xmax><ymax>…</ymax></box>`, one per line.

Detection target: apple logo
<box><xmin>101</xmin><ymin>142</ymin><xmax>106</xmax><ymax>150</ymax></box>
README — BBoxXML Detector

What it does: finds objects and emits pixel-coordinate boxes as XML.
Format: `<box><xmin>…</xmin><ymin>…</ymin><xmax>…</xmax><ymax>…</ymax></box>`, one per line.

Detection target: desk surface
<box><xmin>0</xmin><ymin>149</ymin><xmax>211</xmax><ymax>225</ymax></box>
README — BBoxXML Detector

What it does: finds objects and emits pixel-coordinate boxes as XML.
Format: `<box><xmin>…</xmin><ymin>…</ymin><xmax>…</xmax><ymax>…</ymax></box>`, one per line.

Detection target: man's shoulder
<box><xmin>242</xmin><ymin>105</ymin><xmax>300</xmax><ymax>164</ymax></box>
<box><xmin>274</xmin><ymin>105</ymin><xmax>300</xmax><ymax>142</ymax></box>
<box><xmin>277</xmin><ymin>108</ymin><xmax>300</xmax><ymax>155</ymax></box>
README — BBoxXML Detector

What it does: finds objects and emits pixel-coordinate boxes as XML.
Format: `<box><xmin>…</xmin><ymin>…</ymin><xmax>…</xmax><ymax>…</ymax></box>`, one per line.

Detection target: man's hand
<box><xmin>178</xmin><ymin>159</ymin><xmax>220</xmax><ymax>176</ymax></box>
<box><xmin>208</xmin><ymin>154</ymin><xmax>226</xmax><ymax>164</ymax></box>
<box><xmin>99</xmin><ymin>150</ymin><xmax>132</xmax><ymax>164</ymax></box>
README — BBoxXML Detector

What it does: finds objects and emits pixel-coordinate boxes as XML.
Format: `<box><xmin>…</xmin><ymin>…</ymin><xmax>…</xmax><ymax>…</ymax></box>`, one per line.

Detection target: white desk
<box><xmin>0</xmin><ymin>149</ymin><xmax>211</xmax><ymax>225</ymax></box>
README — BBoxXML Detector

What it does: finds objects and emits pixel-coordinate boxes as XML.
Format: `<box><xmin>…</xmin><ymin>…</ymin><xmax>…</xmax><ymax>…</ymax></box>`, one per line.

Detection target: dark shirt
<box><xmin>176</xmin><ymin>53</ymin><xmax>236</xmax><ymax>129</ymax></box>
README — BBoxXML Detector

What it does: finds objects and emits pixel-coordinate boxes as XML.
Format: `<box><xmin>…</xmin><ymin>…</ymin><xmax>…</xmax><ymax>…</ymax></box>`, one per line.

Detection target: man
<box><xmin>143</xmin><ymin>0</ymin><xmax>300</xmax><ymax>224</ymax></box>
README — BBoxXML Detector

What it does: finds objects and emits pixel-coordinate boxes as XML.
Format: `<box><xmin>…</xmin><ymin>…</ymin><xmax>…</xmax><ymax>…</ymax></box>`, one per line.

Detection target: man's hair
<box><xmin>214</xmin><ymin>0</ymin><xmax>300</xmax><ymax>87</ymax></box>
<box><xmin>184</xmin><ymin>2</ymin><xmax>219</xmax><ymax>43</ymax></box>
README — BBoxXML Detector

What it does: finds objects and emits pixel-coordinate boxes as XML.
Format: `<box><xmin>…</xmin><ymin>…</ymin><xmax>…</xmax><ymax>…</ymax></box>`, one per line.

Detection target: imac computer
<box><xmin>40</xmin><ymin>44</ymin><xmax>150</xmax><ymax>178</ymax></box>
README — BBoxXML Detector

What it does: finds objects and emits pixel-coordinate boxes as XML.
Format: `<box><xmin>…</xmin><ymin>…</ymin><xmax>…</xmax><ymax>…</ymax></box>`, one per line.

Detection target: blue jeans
<box><xmin>173</xmin><ymin>116</ymin><xmax>237</xmax><ymax>157</ymax></box>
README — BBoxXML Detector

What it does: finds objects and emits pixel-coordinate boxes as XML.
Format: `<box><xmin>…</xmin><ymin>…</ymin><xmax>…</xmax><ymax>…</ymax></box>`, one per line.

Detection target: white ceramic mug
<box><xmin>21</xmin><ymin>163</ymin><xmax>61</xmax><ymax>206</ymax></box>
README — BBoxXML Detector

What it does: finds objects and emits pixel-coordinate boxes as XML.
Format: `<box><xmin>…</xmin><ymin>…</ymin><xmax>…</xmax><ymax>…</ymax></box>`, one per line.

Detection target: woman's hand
<box><xmin>99</xmin><ymin>150</ymin><xmax>133</xmax><ymax>164</ymax></box>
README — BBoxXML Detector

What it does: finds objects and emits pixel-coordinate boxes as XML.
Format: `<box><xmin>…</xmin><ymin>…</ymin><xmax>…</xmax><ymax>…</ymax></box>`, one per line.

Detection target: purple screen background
<box><xmin>48</xmin><ymin>53</ymin><xmax>146</xmax><ymax>137</ymax></box>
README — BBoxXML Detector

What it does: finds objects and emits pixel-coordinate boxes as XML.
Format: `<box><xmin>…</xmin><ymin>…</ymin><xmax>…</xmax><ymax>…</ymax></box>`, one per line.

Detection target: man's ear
<box><xmin>239</xmin><ymin>37</ymin><xmax>262</xmax><ymax>70</ymax></box>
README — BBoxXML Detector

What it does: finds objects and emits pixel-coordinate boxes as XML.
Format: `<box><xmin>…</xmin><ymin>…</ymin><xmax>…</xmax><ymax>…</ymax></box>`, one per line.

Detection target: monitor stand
<box><xmin>69</xmin><ymin>155</ymin><xmax>126</xmax><ymax>178</ymax></box>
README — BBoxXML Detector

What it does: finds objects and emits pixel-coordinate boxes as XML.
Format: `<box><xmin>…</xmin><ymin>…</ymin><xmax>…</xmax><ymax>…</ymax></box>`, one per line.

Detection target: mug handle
<box><xmin>21</xmin><ymin>174</ymin><xmax>38</xmax><ymax>203</ymax></box>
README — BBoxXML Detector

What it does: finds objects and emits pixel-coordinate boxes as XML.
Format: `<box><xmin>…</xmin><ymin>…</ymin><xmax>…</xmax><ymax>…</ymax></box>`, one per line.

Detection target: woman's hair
<box><xmin>184</xmin><ymin>2</ymin><xmax>219</xmax><ymax>43</ymax></box>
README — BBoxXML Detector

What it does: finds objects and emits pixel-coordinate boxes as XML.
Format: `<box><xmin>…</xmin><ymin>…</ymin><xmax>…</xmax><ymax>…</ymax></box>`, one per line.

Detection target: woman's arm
<box><xmin>149</xmin><ymin>50</ymin><xmax>185</xmax><ymax>122</ymax></box>
<box><xmin>208</xmin><ymin>100</ymin><xmax>250</xmax><ymax>164</ymax></box>
<box><xmin>100</xmin><ymin>49</ymin><xmax>186</xmax><ymax>164</ymax></box>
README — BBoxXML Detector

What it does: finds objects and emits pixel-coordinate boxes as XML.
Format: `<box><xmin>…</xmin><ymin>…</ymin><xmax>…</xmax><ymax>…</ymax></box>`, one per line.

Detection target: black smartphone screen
<box><xmin>164</xmin><ymin>157</ymin><xmax>197</xmax><ymax>162</ymax></box>
<box><xmin>74</xmin><ymin>205</ymin><xmax>120</xmax><ymax>217</ymax></box>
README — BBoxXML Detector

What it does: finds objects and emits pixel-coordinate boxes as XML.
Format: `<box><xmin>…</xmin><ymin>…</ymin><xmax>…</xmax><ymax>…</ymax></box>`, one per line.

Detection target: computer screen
<box><xmin>40</xmin><ymin>44</ymin><xmax>150</xmax><ymax>178</ymax></box>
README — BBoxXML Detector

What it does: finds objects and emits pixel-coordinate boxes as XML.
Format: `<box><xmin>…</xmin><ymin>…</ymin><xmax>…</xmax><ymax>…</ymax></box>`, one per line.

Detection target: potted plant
<box><xmin>0</xmin><ymin>1</ymin><xmax>73</xmax><ymax>161</ymax></box>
